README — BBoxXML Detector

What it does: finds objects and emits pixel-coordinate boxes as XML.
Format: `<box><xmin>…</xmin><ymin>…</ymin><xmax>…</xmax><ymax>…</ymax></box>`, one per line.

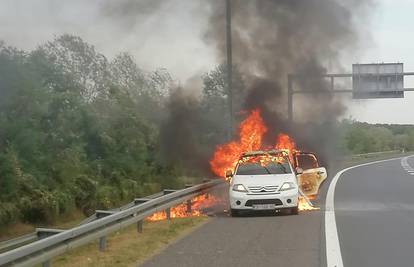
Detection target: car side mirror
<box><xmin>225</xmin><ymin>170</ymin><xmax>233</xmax><ymax>178</ymax></box>
<box><xmin>296</xmin><ymin>167</ymin><xmax>303</xmax><ymax>175</ymax></box>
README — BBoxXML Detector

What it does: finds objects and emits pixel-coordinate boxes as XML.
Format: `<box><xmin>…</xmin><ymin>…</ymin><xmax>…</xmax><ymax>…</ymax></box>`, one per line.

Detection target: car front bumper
<box><xmin>229</xmin><ymin>189</ymin><xmax>299</xmax><ymax>210</ymax></box>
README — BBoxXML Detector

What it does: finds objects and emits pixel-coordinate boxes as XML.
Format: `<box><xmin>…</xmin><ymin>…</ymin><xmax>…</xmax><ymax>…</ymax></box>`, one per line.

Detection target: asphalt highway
<box><xmin>141</xmin><ymin>185</ymin><xmax>324</xmax><ymax>267</ymax></box>
<box><xmin>141</xmin><ymin>210</ymin><xmax>322</xmax><ymax>267</ymax></box>
<box><xmin>334</xmin><ymin>156</ymin><xmax>414</xmax><ymax>267</ymax></box>
<box><xmin>141</xmin><ymin>155</ymin><xmax>414</xmax><ymax>267</ymax></box>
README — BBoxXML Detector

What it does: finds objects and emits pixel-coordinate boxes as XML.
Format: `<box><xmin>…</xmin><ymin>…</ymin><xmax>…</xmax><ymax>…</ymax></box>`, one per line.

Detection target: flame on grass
<box><xmin>146</xmin><ymin>194</ymin><xmax>220</xmax><ymax>221</ymax></box>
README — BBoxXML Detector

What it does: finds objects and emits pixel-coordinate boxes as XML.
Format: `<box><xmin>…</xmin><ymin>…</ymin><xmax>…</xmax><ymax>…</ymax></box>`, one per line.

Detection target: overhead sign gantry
<box><xmin>352</xmin><ymin>63</ymin><xmax>404</xmax><ymax>99</ymax></box>
<box><xmin>287</xmin><ymin>63</ymin><xmax>414</xmax><ymax>122</ymax></box>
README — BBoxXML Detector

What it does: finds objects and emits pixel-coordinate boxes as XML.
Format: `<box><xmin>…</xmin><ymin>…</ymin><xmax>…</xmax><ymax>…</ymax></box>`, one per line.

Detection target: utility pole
<box><xmin>226</xmin><ymin>0</ymin><xmax>233</xmax><ymax>140</ymax></box>
<box><xmin>287</xmin><ymin>74</ymin><xmax>293</xmax><ymax>123</ymax></box>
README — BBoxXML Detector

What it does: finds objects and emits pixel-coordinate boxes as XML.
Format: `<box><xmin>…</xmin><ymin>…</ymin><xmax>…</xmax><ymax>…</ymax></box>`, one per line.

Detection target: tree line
<box><xmin>0</xmin><ymin>35</ymin><xmax>179</xmax><ymax>226</ymax></box>
<box><xmin>338</xmin><ymin>120</ymin><xmax>414</xmax><ymax>155</ymax></box>
<box><xmin>0</xmin><ymin>34</ymin><xmax>240</xmax><ymax>227</ymax></box>
<box><xmin>0</xmin><ymin>35</ymin><xmax>412</xmax><ymax>228</ymax></box>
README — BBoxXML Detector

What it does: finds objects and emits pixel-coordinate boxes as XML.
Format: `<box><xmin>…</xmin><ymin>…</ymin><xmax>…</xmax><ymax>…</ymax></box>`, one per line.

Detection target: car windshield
<box><xmin>236</xmin><ymin>158</ymin><xmax>292</xmax><ymax>175</ymax></box>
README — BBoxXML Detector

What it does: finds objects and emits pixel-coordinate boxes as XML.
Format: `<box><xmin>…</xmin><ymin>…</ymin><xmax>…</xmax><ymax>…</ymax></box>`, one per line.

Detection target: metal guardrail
<box><xmin>0</xmin><ymin>234</ymin><xmax>37</xmax><ymax>254</ymax></box>
<box><xmin>330</xmin><ymin>150</ymin><xmax>409</xmax><ymax>166</ymax></box>
<box><xmin>0</xmin><ymin>179</ymin><xmax>225</xmax><ymax>267</ymax></box>
<box><xmin>78</xmin><ymin>191</ymin><xmax>166</xmax><ymax>226</ymax></box>
<box><xmin>0</xmin><ymin>229</ymin><xmax>68</xmax><ymax>255</ymax></box>
<box><xmin>0</xmin><ymin>191</ymin><xmax>172</xmax><ymax>254</ymax></box>
<box><xmin>350</xmin><ymin>150</ymin><xmax>402</xmax><ymax>159</ymax></box>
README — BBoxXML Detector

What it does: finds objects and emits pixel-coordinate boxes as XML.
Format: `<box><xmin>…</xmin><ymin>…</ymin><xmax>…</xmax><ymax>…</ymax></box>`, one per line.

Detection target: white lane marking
<box><xmin>326</xmin><ymin>156</ymin><xmax>410</xmax><ymax>267</ymax></box>
<box><xmin>401</xmin><ymin>156</ymin><xmax>414</xmax><ymax>175</ymax></box>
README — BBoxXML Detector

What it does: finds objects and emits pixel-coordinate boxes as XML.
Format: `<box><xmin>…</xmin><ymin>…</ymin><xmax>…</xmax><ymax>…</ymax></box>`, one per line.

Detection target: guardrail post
<box><xmin>137</xmin><ymin>220</ymin><xmax>143</xmax><ymax>233</ymax></box>
<box><xmin>166</xmin><ymin>208</ymin><xmax>171</xmax><ymax>220</ymax></box>
<box><xmin>99</xmin><ymin>236</ymin><xmax>106</xmax><ymax>252</ymax></box>
<box><xmin>202</xmin><ymin>179</ymin><xmax>211</xmax><ymax>199</ymax></box>
<box><xmin>186</xmin><ymin>199</ymin><xmax>192</xmax><ymax>214</ymax></box>
<box><xmin>185</xmin><ymin>184</ymin><xmax>193</xmax><ymax>214</ymax></box>
<box><xmin>42</xmin><ymin>261</ymin><xmax>50</xmax><ymax>267</ymax></box>
<box><xmin>163</xmin><ymin>189</ymin><xmax>176</xmax><ymax>220</ymax></box>
<box><xmin>135</xmin><ymin>198</ymin><xmax>150</xmax><ymax>230</ymax></box>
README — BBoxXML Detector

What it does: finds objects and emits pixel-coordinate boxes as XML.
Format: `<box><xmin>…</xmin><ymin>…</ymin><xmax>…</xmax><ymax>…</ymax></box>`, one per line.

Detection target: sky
<box><xmin>345</xmin><ymin>0</ymin><xmax>414</xmax><ymax>124</ymax></box>
<box><xmin>0</xmin><ymin>0</ymin><xmax>413</xmax><ymax>124</ymax></box>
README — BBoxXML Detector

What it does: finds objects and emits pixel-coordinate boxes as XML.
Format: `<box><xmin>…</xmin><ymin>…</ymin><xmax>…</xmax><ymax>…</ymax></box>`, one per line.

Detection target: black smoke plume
<box><xmin>204</xmin><ymin>0</ymin><xmax>373</xmax><ymax>164</ymax></box>
<box><xmin>99</xmin><ymin>0</ymin><xmax>373</xmax><ymax>170</ymax></box>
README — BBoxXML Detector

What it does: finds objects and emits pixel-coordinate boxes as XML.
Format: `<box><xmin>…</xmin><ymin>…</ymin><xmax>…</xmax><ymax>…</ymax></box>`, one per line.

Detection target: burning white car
<box><xmin>227</xmin><ymin>150</ymin><xmax>299</xmax><ymax>216</ymax></box>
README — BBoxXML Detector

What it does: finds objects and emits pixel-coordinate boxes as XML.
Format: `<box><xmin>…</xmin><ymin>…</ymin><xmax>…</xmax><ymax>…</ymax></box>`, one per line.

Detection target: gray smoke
<box><xmin>98</xmin><ymin>0</ymin><xmax>374</xmax><ymax>167</ymax></box>
<box><xmin>100</xmin><ymin>0</ymin><xmax>166</xmax><ymax>29</ymax></box>
<box><xmin>204</xmin><ymin>0</ymin><xmax>373</xmax><ymax>163</ymax></box>
<box><xmin>159</xmin><ymin>88</ymin><xmax>202</xmax><ymax>168</ymax></box>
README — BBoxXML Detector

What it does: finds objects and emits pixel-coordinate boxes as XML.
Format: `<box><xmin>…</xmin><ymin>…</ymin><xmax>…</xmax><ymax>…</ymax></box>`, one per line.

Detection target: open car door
<box><xmin>294</xmin><ymin>152</ymin><xmax>327</xmax><ymax>197</ymax></box>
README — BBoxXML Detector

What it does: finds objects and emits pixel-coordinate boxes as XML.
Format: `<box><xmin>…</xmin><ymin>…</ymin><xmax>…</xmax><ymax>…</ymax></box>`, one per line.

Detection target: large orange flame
<box><xmin>210</xmin><ymin>109</ymin><xmax>297</xmax><ymax>178</ymax></box>
<box><xmin>210</xmin><ymin>109</ymin><xmax>267</xmax><ymax>178</ymax></box>
<box><xmin>275</xmin><ymin>133</ymin><xmax>298</xmax><ymax>162</ymax></box>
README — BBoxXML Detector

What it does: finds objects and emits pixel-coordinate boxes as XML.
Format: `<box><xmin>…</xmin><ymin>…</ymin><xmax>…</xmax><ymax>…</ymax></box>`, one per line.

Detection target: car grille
<box><xmin>245</xmin><ymin>199</ymin><xmax>283</xmax><ymax>207</ymax></box>
<box><xmin>247</xmin><ymin>185</ymin><xmax>279</xmax><ymax>194</ymax></box>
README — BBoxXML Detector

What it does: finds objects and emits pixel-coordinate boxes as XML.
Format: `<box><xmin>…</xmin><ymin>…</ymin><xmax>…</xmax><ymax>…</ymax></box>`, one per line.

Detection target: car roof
<box><xmin>240</xmin><ymin>149</ymin><xmax>288</xmax><ymax>158</ymax></box>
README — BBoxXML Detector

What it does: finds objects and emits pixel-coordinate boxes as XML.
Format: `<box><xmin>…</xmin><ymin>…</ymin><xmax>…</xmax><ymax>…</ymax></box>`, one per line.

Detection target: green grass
<box><xmin>47</xmin><ymin>217</ymin><xmax>208</xmax><ymax>267</ymax></box>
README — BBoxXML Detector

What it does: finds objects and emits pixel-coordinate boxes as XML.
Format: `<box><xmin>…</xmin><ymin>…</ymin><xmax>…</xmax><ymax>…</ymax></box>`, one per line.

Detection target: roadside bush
<box><xmin>18</xmin><ymin>189</ymin><xmax>59</xmax><ymax>223</ymax></box>
<box><xmin>96</xmin><ymin>185</ymin><xmax>118</xmax><ymax>210</ymax></box>
<box><xmin>72</xmin><ymin>175</ymin><xmax>97</xmax><ymax>216</ymax></box>
<box><xmin>0</xmin><ymin>203</ymin><xmax>19</xmax><ymax>226</ymax></box>
<box><xmin>53</xmin><ymin>190</ymin><xmax>76</xmax><ymax>215</ymax></box>
<box><xmin>118</xmin><ymin>178</ymin><xmax>142</xmax><ymax>201</ymax></box>
<box><xmin>141</xmin><ymin>182</ymin><xmax>161</xmax><ymax>196</ymax></box>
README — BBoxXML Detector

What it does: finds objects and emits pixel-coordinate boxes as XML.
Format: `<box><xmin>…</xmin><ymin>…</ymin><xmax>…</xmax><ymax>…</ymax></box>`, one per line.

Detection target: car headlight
<box><xmin>279</xmin><ymin>182</ymin><xmax>296</xmax><ymax>191</ymax></box>
<box><xmin>232</xmin><ymin>184</ymin><xmax>248</xmax><ymax>192</ymax></box>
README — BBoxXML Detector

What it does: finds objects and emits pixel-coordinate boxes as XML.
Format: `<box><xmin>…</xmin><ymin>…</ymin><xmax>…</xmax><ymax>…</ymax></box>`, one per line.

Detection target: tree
<box><xmin>202</xmin><ymin>64</ymin><xmax>245</xmax><ymax>108</ymax></box>
<box><xmin>109</xmin><ymin>54</ymin><xmax>173</xmax><ymax>124</ymax></box>
<box><xmin>38</xmin><ymin>34</ymin><xmax>110</xmax><ymax>101</ymax></box>
<box><xmin>201</xmin><ymin>64</ymin><xmax>246</xmax><ymax>145</ymax></box>
<box><xmin>109</xmin><ymin>52</ymin><xmax>147</xmax><ymax>98</ymax></box>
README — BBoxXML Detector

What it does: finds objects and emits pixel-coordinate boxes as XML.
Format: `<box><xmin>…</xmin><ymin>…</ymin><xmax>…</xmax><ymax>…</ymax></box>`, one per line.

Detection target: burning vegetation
<box><xmin>146</xmin><ymin>194</ymin><xmax>222</xmax><ymax>221</ymax></box>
